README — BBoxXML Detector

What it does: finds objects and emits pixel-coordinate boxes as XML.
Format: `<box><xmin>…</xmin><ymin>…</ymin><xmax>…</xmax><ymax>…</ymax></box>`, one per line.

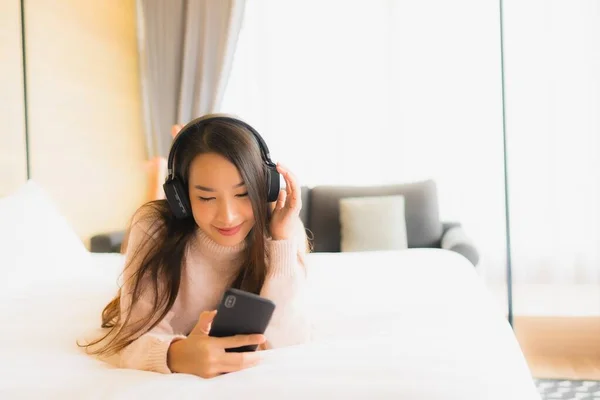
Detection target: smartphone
<box><xmin>208</xmin><ymin>288</ymin><xmax>276</xmax><ymax>352</ymax></box>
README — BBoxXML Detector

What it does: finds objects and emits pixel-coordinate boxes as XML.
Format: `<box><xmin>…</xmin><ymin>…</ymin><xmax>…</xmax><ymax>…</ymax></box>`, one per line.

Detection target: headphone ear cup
<box><xmin>266</xmin><ymin>165</ymin><xmax>281</xmax><ymax>203</ymax></box>
<box><xmin>163</xmin><ymin>177</ymin><xmax>192</xmax><ymax>219</ymax></box>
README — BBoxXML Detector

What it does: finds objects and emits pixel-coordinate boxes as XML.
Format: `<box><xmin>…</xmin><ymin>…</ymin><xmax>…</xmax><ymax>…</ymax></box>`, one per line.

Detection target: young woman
<box><xmin>83</xmin><ymin>114</ymin><xmax>311</xmax><ymax>378</ymax></box>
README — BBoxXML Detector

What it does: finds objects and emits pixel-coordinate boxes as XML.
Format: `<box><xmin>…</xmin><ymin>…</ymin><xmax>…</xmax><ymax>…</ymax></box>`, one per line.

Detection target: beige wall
<box><xmin>0</xmin><ymin>0</ymin><xmax>27</xmax><ymax>196</ymax></box>
<box><xmin>20</xmin><ymin>0</ymin><xmax>147</xmax><ymax>246</ymax></box>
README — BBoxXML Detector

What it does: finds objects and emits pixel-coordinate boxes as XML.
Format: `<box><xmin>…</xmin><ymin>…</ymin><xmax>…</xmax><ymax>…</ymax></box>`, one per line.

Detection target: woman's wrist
<box><xmin>266</xmin><ymin>238</ymin><xmax>300</xmax><ymax>278</ymax></box>
<box><xmin>166</xmin><ymin>337</ymin><xmax>186</xmax><ymax>373</ymax></box>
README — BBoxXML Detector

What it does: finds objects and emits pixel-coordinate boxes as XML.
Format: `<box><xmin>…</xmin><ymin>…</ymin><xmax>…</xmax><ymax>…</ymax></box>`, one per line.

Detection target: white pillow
<box><xmin>0</xmin><ymin>180</ymin><xmax>92</xmax><ymax>293</ymax></box>
<box><xmin>339</xmin><ymin>195</ymin><xmax>408</xmax><ymax>252</ymax></box>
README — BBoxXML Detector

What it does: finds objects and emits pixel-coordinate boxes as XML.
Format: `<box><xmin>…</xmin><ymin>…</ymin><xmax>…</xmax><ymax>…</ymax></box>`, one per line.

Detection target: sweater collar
<box><xmin>192</xmin><ymin>228</ymin><xmax>247</xmax><ymax>264</ymax></box>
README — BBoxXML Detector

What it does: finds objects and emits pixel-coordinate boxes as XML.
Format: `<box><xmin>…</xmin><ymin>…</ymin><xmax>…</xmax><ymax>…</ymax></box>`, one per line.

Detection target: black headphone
<box><xmin>163</xmin><ymin>114</ymin><xmax>281</xmax><ymax>219</ymax></box>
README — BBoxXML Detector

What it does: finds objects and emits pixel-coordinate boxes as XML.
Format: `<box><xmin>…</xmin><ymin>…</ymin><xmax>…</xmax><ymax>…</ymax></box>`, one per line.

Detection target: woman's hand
<box><xmin>269</xmin><ymin>164</ymin><xmax>302</xmax><ymax>241</ymax></box>
<box><xmin>167</xmin><ymin>310</ymin><xmax>265</xmax><ymax>378</ymax></box>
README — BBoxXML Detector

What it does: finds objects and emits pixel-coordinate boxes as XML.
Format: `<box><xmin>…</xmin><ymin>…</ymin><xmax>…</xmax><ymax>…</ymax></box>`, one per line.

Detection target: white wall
<box><xmin>21</xmin><ymin>0</ymin><xmax>148</xmax><ymax>246</ymax></box>
<box><xmin>1</xmin><ymin>1</ymin><xmax>148</xmax><ymax>247</ymax></box>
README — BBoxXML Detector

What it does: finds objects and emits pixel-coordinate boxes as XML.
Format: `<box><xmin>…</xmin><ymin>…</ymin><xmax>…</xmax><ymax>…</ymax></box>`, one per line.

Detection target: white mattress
<box><xmin>0</xmin><ymin>249</ymin><xmax>540</xmax><ymax>400</ymax></box>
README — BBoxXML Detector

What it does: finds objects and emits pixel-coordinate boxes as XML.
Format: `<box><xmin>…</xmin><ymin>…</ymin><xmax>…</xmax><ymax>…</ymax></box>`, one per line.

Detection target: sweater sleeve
<box><xmin>259</xmin><ymin>220</ymin><xmax>312</xmax><ymax>348</ymax></box>
<box><xmin>116</xmin><ymin>213</ymin><xmax>185</xmax><ymax>374</ymax></box>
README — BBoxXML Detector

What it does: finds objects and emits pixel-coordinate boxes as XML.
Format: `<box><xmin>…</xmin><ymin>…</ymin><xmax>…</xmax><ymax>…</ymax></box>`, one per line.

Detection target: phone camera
<box><xmin>224</xmin><ymin>295</ymin><xmax>236</xmax><ymax>308</ymax></box>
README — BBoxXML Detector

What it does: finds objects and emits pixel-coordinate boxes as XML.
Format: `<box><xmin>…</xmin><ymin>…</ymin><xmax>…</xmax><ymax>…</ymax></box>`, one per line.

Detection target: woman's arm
<box><xmin>115</xmin><ymin>213</ymin><xmax>185</xmax><ymax>373</ymax></box>
<box><xmin>259</xmin><ymin>218</ymin><xmax>312</xmax><ymax>348</ymax></box>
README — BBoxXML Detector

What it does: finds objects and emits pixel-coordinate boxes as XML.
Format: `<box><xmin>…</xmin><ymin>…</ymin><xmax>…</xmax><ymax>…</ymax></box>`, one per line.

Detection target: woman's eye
<box><xmin>198</xmin><ymin>193</ymin><xmax>247</xmax><ymax>202</ymax></box>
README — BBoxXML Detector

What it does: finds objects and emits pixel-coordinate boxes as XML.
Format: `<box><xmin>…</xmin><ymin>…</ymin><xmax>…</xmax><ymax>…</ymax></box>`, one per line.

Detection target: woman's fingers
<box><xmin>275</xmin><ymin>189</ymin><xmax>287</xmax><ymax>211</ymax></box>
<box><xmin>276</xmin><ymin>163</ymin><xmax>301</xmax><ymax>213</ymax></box>
<box><xmin>218</xmin><ymin>351</ymin><xmax>262</xmax><ymax>373</ymax></box>
<box><xmin>189</xmin><ymin>310</ymin><xmax>217</xmax><ymax>336</ymax></box>
<box><xmin>212</xmin><ymin>334</ymin><xmax>266</xmax><ymax>350</ymax></box>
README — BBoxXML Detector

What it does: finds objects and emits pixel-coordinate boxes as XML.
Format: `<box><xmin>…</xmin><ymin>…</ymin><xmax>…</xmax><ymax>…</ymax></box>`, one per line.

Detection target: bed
<box><xmin>0</xmin><ymin>181</ymin><xmax>540</xmax><ymax>399</ymax></box>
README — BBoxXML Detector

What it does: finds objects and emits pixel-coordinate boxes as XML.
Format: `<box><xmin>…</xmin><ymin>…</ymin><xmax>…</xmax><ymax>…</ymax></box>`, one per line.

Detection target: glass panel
<box><xmin>504</xmin><ymin>0</ymin><xmax>600</xmax><ymax>380</ymax></box>
<box><xmin>0</xmin><ymin>0</ymin><xmax>27</xmax><ymax>196</ymax></box>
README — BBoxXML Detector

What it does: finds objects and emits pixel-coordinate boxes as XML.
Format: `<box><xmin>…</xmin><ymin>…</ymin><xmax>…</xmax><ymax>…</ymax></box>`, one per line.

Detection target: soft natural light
<box><xmin>222</xmin><ymin>0</ymin><xmax>508</xmax><ymax>281</ymax></box>
<box><xmin>222</xmin><ymin>0</ymin><xmax>600</xmax><ymax>293</ymax></box>
<box><xmin>4</xmin><ymin>1</ymin><xmax>600</xmax><ymax>395</ymax></box>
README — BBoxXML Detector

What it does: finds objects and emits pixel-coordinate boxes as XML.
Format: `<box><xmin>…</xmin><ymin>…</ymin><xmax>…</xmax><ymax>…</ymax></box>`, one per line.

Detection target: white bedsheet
<box><xmin>0</xmin><ymin>249</ymin><xmax>540</xmax><ymax>400</ymax></box>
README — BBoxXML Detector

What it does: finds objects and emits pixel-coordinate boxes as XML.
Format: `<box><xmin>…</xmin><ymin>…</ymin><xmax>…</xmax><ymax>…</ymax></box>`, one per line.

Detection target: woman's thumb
<box><xmin>190</xmin><ymin>310</ymin><xmax>217</xmax><ymax>336</ymax></box>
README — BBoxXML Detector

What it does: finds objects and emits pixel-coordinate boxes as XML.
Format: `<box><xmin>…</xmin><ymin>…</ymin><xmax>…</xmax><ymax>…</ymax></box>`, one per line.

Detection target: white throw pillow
<box><xmin>0</xmin><ymin>180</ymin><xmax>92</xmax><ymax>293</ymax></box>
<box><xmin>339</xmin><ymin>195</ymin><xmax>408</xmax><ymax>252</ymax></box>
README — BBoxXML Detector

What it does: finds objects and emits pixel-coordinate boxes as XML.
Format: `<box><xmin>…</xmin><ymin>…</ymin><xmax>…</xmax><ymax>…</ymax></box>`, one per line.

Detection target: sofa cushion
<box><xmin>339</xmin><ymin>195</ymin><xmax>408</xmax><ymax>252</ymax></box>
<box><xmin>308</xmin><ymin>179</ymin><xmax>443</xmax><ymax>252</ymax></box>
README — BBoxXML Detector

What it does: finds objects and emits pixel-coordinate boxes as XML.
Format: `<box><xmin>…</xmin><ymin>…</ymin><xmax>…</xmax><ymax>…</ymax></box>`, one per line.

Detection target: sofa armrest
<box><xmin>90</xmin><ymin>230</ymin><xmax>126</xmax><ymax>253</ymax></box>
<box><xmin>441</xmin><ymin>222</ymin><xmax>479</xmax><ymax>266</ymax></box>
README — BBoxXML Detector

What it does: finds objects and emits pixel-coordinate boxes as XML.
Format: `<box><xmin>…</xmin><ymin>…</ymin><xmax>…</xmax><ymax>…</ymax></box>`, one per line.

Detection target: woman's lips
<box><xmin>215</xmin><ymin>224</ymin><xmax>242</xmax><ymax>236</ymax></box>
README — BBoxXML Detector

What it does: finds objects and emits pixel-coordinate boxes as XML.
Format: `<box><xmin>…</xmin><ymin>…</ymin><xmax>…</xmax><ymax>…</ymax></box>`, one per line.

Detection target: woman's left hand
<box><xmin>269</xmin><ymin>163</ymin><xmax>302</xmax><ymax>241</ymax></box>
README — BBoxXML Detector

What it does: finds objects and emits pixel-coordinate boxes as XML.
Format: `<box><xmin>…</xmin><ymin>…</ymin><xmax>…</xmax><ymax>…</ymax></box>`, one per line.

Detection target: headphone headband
<box><xmin>163</xmin><ymin>113</ymin><xmax>281</xmax><ymax>218</ymax></box>
<box><xmin>167</xmin><ymin>113</ymin><xmax>274</xmax><ymax>180</ymax></box>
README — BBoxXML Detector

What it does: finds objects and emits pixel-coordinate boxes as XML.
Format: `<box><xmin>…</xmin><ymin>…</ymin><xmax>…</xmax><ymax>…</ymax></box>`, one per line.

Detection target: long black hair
<box><xmin>81</xmin><ymin>117</ymin><xmax>278</xmax><ymax>356</ymax></box>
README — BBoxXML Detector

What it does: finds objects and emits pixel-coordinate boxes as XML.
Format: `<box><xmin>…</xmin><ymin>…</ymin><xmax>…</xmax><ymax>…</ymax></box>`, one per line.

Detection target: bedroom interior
<box><xmin>1</xmin><ymin>0</ymin><xmax>599</xmax><ymax>399</ymax></box>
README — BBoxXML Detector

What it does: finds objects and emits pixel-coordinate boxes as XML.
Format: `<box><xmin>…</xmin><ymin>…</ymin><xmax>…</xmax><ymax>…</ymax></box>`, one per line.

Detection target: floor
<box><xmin>481</xmin><ymin>282</ymin><xmax>600</xmax><ymax>380</ymax></box>
<box><xmin>512</xmin><ymin>316</ymin><xmax>600</xmax><ymax>380</ymax></box>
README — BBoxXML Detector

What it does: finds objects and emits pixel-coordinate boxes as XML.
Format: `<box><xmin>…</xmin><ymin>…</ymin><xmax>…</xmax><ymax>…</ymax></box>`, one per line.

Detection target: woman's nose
<box><xmin>216</xmin><ymin>198</ymin><xmax>237</xmax><ymax>224</ymax></box>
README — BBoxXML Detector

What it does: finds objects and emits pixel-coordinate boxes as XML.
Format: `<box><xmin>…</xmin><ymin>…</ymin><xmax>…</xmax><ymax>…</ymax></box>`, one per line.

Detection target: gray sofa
<box><xmin>90</xmin><ymin>179</ymin><xmax>479</xmax><ymax>266</ymax></box>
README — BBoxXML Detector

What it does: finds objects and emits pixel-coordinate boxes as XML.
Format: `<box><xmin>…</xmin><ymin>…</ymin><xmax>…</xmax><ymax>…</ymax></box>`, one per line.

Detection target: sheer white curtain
<box><xmin>222</xmin><ymin>0</ymin><xmax>600</xmax><ymax>286</ymax></box>
<box><xmin>502</xmin><ymin>0</ymin><xmax>600</xmax><ymax>285</ymax></box>
<box><xmin>136</xmin><ymin>0</ymin><xmax>246</xmax><ymax>158</ymax></box>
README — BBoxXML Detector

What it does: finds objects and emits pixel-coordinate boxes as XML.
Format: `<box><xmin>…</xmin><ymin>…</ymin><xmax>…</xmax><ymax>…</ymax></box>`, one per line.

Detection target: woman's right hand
<box><xmin>167</xmin><ymin>310</ymin><xmax>266</xmax><ymax>378</ymax></box>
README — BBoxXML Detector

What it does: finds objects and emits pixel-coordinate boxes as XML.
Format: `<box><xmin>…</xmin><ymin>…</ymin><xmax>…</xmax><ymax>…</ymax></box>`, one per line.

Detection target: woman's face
<box><xmin>187</xmin><ymin>152</ymin><xmax>255</xmax><ymax>247</ymax></box>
